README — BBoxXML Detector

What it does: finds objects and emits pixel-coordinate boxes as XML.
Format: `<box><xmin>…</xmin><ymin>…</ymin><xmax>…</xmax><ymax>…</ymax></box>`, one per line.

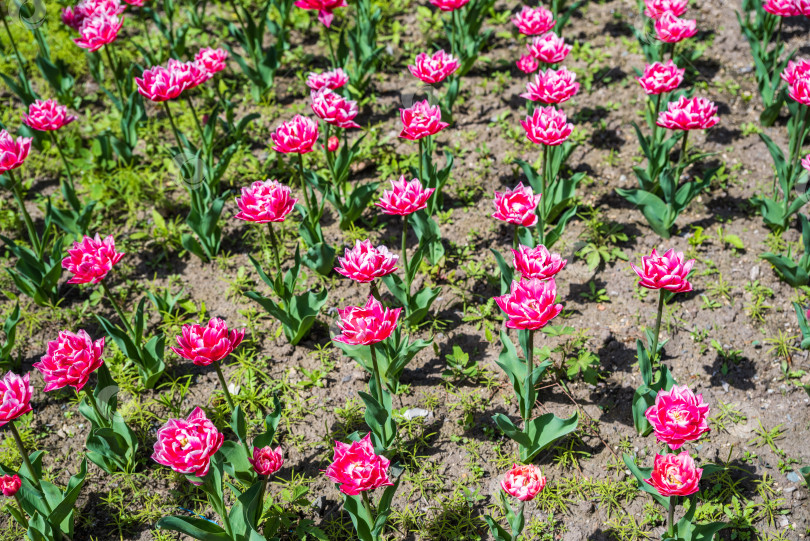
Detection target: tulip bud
<box><xmin>327</xmin><ymin>135</ymin><xmax>340</xmax><ymax>152</ymax></box>
<box><xmin>249</xmin><ymin>446</ymin><xmax>284</xmax><ymax>476</ymax></box>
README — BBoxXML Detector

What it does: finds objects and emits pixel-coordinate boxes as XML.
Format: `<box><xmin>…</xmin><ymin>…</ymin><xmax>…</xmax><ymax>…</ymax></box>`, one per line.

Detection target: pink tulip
<box><xmin>334</xmin><ymin>296</ymin><xmax>401</xmax><ymax>346</ymax></box>
<box><xmin>645</xmin><ymin>385</ymin><xmax>710</xmax><ymax>450</ymax></box>
<box><xmin>654</xmin><ymin>12</ymin><xmax>697</xmax><ymax>43</ymax></box>
<box><xmin>798</xmin><ymin>0</ymin><xmax>810</xmax><ymax>16</ymax></box>
<box><xmin>521</xmin><ymin>105</ymin><xmax>573</xmax><ymax>146</ymax></box>
<box><xmin>429</xmin><ymin>0</ymin><xmax>469</xmax><ymax>11</ymax></box>
<box><xmin>0</xmin><ymin>372</ymin><xmax>32</xmax><ymax>427</ymax></box>
<box><xmin>375</xmin><ymin>176</ymin><xmax>435</xmax><ymax>216</ymax></box>
<box><xmin>789</xmin><ymin>79</ymin><xmax>810</xmax><ymax>106</ymax></box>
<box><xmin>123</xmin><ymin>0</ymin><xmax>149</xmax><ymax>5</ymax></box>
<box><xmin>802</xmin><ymin>154</ymin><xmax>810</xmax><ymax>173</ymax></box>
<box><xmin>763</xmin><ymin>0</ymin><xmax>801</xmax><ymax>16</ymax></box>
<box><xmin>644</xmin><ymin>0</ymin><xmax>688</xmax><ymax>18</ymax></box>
<box><xmin>495</xmin><ymin>278</ymin><xmax>563</xmax><ymax>330</ymax></box>
<box><xmin>0</xmin><ymin>130</ymin><xmax>31</xmax><ymax>173</ymax></box>
<box><xmin>294</xmin><ymin>0</ymin><xmax>347</xmax><ymax>27</ymax></box>
<box><xmin>195</xmin><ymin>47</ymin><xmax>229</xmax><ymax>75</ymax></box>
<box><xmin>249</xmin><ymin>446</ymin><xmax>284</xmax><ymax>476</ymax></box>
<box><xmin>234</xmin><ymin>180</ymin><xmax>297</xmax><ymax>223</ymax></box>
<box><xmin>311</xmin><ymin>89</ymin><xmax>361</xmax><ymax>129</ymax></box>
<box><xmin>136</xmin><ymin>65</ymin><xmax>187</xmax><ymax>102</ymax></box>
<box><xmin>171</xmin><ymin>318</ymin><xmax>245</xmax><ymax>367</ymax></box>
<box><xmin>62</xmin><ymin>234</ymin><xmax>124</xmax><ymax>285</ymax></box>
<box><xmin>527</xmin><ymin>32</ymin><xmax>571</xmax><ymax>64</ymax></box>
<box><xmin>516</xmin><ymin>54</ymin><xmax>539</xmax><ymax>74</ymax></box>
<box><xmin>62</xmin><ymin>0</ymin><xmax>124</xmax><ymax>31</ymax></box>
<box><xmin>22</xmin><ymin>99</ymin><xmax>77</xmax><ymax>132</ymax></box>
<box><xmin>521</xmin><ymin>67</ymin><xmax>580</xmax><ymax>104</ymax></box>
<box><xmin>399</xmin><ymin>99</ymin><xmax>449</xmax><ymax>140</ymax></box>
<box><xmin>656</xmin><ymin>96</ymin><xmax>718</xmax><ymax>130</ymax></box>
<box><xmin>631</xmin><ymin>248</ymin><xmax>694</xmax><ymax>292</ymax></box>
<box><xmin>34</xmin><ymin>330</ymin><xmax>105</xmax><ymax>393</ymax></box>
<box><xmin>327</xmin><ymin>135</ymin><xmax>340</xmax><ymax>152</ymax></box>
<box><xmin>167</xmin><ymin>58</ymin><xmax>208</xmax><ymax>90</ymax></box>
<box><xmin>408</xmin><ymin>50</ymin><xmax>460</xmax><ymax>85</ymax></box>
<box><xmin>324</xmin><ymin>433</ymin><xmax>394</xmax><ymax>495</ymax></box>
<box><xmin>501</xmin><ymin>464</ymin><xmax>546</xmax><ymax>501</ymax></box>
<box><xmin>492</xmin><ymin>182</ymin><xmax>541</xmax><ymax>227</ymax></box>
<box><xmin>74</xmin><ymin>13</ymin><xmax>123</xmax><ymax>51</ymax></box>
<box><xmin>152</xmin><ymin>407</ymin><xmax>224</xmax><ymax>481</ymax></box>
<box><xmin>0</xmin><ymin>474</ymin><xmax>20</xmax><ymax>497</ymax></box>
<box><xmin>781</xmin><ymin>58</ymin><xmax>810</xmax><ymax>86</ymax></box>
<box><xmin>512</xmin><ymin>244</ymin><xmax>566</xmax><ymax>281</ymax></box>
<box><xmin>335</xmin><ymin>240</ymin><xmax>399</xmax><ymax>283</ymax></box>
<box><xmin>271</xmin><ymin>115</ymin><xmax>319</xmax><ymax>154</ymax></box>
<box><xmin>512</xmin><ymin>5</ymin><xmax>555</xmax><ymax>36</ymax></box>
<box><xmin>637</xmin><ymin>60</ymin><xmax>685</xmax><ymax>95</ymax></box>
<box><xmin>306</xmin><ymin>68</ymin><xmax>349</xmax><ymax>92</ymax></box>
<box><xmin>645</xmin><ymin>451</ymin><xmax>702</xmax><ymax>497</ymax></box>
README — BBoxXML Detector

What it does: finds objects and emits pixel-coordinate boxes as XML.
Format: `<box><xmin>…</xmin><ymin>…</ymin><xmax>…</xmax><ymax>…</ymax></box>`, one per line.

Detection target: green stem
<box><xmin>48</xmin><ymin>132</ymin><xmax>76</xmax><ymax>193</ymax></box>
<box><xmin>674</xmin><ymin>130</ymin><xmax>689</xmax><ymax>184</ymax></box>
<box><xmin>214</xmin><ymin>362</ymin><xmax>235</xmax><ymax>411</ymax></box>
<box><xmin>13</xmin><ymin>493</ymin><xmax>28</xmax><ymax>528</ymax></box>
<box><xmin>418</xmin><ymin>138</ymin><xmax>425</xmax><ymax>186</ymax></box>
<box><xmin>267</xmin><ymin>222</ymin><xmax>281</xmax><ymax>273</ymax></box>
<box><xmin>1</xmin><ymin>14</ymin><xmax>25</xmax><ymax>73</ymax></box>
<box><xmin>228</xmin><ymin>0</ymin><xmax>247</xmax><ymax>33</ymax></box>
<box><xmin>255</xmin><ymin>476</ymin><xmax>267</xmax><ymax>526</ymax></box>
<box><xmin>650</xmin><ymin>289</ymin><xmax>665</xmax><ymax>364</ymax></box>
<box><xmin>512</xmin><ymin>226</ymin><xmax>519</xmax><ymax>250</ymax></box>
<box><xmin>186</xmin><ymin>95</ymin><xmax>206</xmax><ymax>150</ymax></box>
<box><xmin>539</xmin><ymin>144</ymin><xmax>549</xmax><ymax>244</ymax></box>
<box><xmin>8</xmin><ymin>423</ymin><xmax>38</xmax><ymax>492</ymax></box>
<box><xmin>323</xmin><ymin>24</ymin><xmax>337</xmax><ymax>69</ymax></box>
<box><xmin>524</xmin><ymin>330</ymin><xmax>535</xmax><ymax>429</ymax></box>
<box><xmin>297</xmin><ymin>153</ymin><xmax>314</xmax><ymax>226</ymax></box>
<box><xmin>103</xmin><ymin>45</ymin><xmax>126</xmax><ymax>106</ymax></box>
<box><xmin>652</xmin><ymin>93</ymin><xmax>662</xmax><ymax>144</ymax></box>
<box><xmin>162</xmin><ymin>102</ymin><xmax>185</xmax><ymax>151</ymax></box>
<box><xmin>100</xmin><ymin>280</ymin><xmax>136</xmax><ymax>339</ymax></box>
<box><xmin>369</xmin><ymin>343</ymin><xmax>385</xmax><ymax>403</ymax></box>
<box><xmin>667</xmin><ymin>497</ymin><xmax>676</xmax><ymax>537</ymax></box>
<box><xmin>139</xmin><ymin>10</ymin><xmax>157</xmax><ymax>61</ymax></box>
<box><xmin>361</xmin><ymin>491</ymin><xmax>375</xmax><ymax>525</ymax></box>
<box><xmin>513</xmin><ymin>500</ymin><xmax>526</xmax><ymax>539</ymax></box>
<box><xmin>6</xmin><ymin>170</ymin><xmax>40</xmax><ymax>255</ymax></box>
<box><xmin>82</xmin><ymin>389</ymin><xmax>109</xmax><ymax>428</ymax></box>
<box><xmin>401</xmin><ymin>213</ymin><xmax>411</xmax><ymax>305</ymax></box>
<box><xmin>370</xmin><ymin>280</ymin><xmax>382</xmax><ymax>303</ymax></box>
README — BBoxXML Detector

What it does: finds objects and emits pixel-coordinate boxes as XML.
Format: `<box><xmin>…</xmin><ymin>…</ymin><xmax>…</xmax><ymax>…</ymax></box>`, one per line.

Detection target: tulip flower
<box><xmin>492</xmin><ymin>182</ymin><xmax>542</xmax><ymax>243</ymax></box>
<box><xmin>495</xmin><ymin>278</ymin><xmax>562</xmax><ymax>331</ymax></box>
<box><xmin>521</xmin><ymin>105</ymin><xmax>573</xmax><ymax>146</ymax></box>
<box><xmin>62</xmin><ymin>234</ymin><xmax>124</xmax><ymax>285</ymax></box>
<box><xmin>644</xmin><ymin>0</ymin><xmax>688</xmax><ymax>18</ymax></box>
<box><xmin>803</xmin><ymin>153</ymin><xmax>810</xmax><ymax>173</ymax></box>
<box><xmin>334</xmin><ymin>296</ymin><xmax>401</xmax><ymax>347</ymax></box>
<box><xmin>171</xmin><ymin>318</ymin><xmax>245</xmax><ymax>409</ymax></box>
<box><xmin>763</xmin><ymin>0</ymin><xmax>801</xmax><ymax>17</ymax></box>
<box><xmin>521</xmin><ymin>67</ymin><xmax>580</xmax><ymax>104</ymax></box>
<box><xmin>637</xmin><ymin>60</ymin><xmax>685</xmax><ymax>95</ymax></box>
<box><xmin>0</xmin><ymin>130</ymin><xmax>38</xmax><ymax>252</ymax></box>
<box><xmin>324</xmin><ymin>433</ymin><xmax>394</xmax><ymax>495</ymax></box>
<box><xmin>516</xmin><ymin>54</ymin><xmax>539</xmax><ymax>74</ymax></box>
<box><xmin>656</xmin><ymin>96</ymin><xmax>718</xmax><ymax>131</ymax></box>
<box><xmin>646</xmin><ymin>451</ymin><xmax>703</xmax><ymax>537</ymax></box>
<box><xmin>271</xmin><ymin>115</ymin><xmax>320</xmax><ymax>225</ymax></box>
<box><xmin>0</xmin><ymin>372</ymin><xmax>32</xmax><ymax>428</ymax></box>
<box><xmin>654</xmin><ymin>12</ymin><xmax>697</xmax><ymax>43</ymax></box>
<box><xmin>512</xmin><ymin>5</ymin><xmax>555</xmax><ymax>36</ymax></box>
<box><xmin>408</xmin><ymin>50</ymin><xmax>460</xmax><ymax>85</ymax></box>
<box><xmin>399</xmin><ymin>99</ymin><xmax>449</xmax><ymax>141</ymax></box>
<box><xmin>311</xmin><ymin>89</ymin><xmax>361</xmax><ymax>129</ymax></box>
<box><xmin>152</xmin><ymin>407</ymin><xmax>224</xmax><ymax>482</ymax></box>
<box><xmin>73</xmin><ymin>13</ymin><xmax>123</xmax><ymax>51</ymax></box>
<box><xmin>327</xmin><ymin>135</ymin><xmax>339</xmax><ymax>152</ymax></box>
<box><xmin>335</xmin><ymin>240</ymin><xmax>399</xmax><ymax>300</ymax></box>
<box><xmin>512</xmin><ymin>244</ymin><xmax>566</xmax><ymax>281</ymax></box>
<box><xmin>501</xmin><ymin>463</ymin><xmax>546</xmax><ymax>501</ymax></box>
<box><xmin>195</xmin><ymin>47</ymin><xmax>229</xmax><ymax>75</ymax></box>
<box><xmin>250</xmin><ymin>446</ymin><xmax>284</xmax><ymax>476</ymax></box>
<box><xmin>0</xmin><ymin>474</ymin><xmax>20</xmax><ymax>497</ymax></box>
<box><xmin>307</xmin><ymin>68</ymin><xmax>349</xmax><ymax>93</ymax></box>
<box><xmin>294</xmin><ymin>0</ymin><xmax>347</xmax><ymax>27</ymax></box>
<box><xmin>429</xmin><ymin>0</ymin><xmax>469</xmax><ymax>11</ymax></box>
<box><xmin>527</xmin><ymin>32</ymin><xmax>571</xmax><ymax>64</ymax></box>
<box><xmin>781</xmin><ymin>58</ymin><xmax>810</xmax><ymax>86</ymax></box>
<box><xmin>645</xmin><ymin>385</ymin><xmax>710</xmax><ymax>450</ymax></box>
<box><xmin>376</xmin><ymin>177</ymin><xmax>435</xmax><ymax>217</ymax></box>
<box><xmin>35</xmin><ymin>330</ymin><xmax>105</xmax><ymax>393</ymax></box>
<box><xmin>789</xmin><ymin>79</ymin><xmax>810</xmax><ymax>106</ymax></box>
<box><xmin>234</xmin><ymin>180</ymin><xmax>297</xmax><ymax>270</ymax></box>
<box><xmin>22</xmin><ymin>99</ymin><xmax>76</xmax><ymax>132</ymax></box>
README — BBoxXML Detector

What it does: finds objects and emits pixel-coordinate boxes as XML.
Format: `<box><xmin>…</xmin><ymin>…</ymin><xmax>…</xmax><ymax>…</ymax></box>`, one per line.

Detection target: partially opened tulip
<box><xmin>492</xmin><ymin>182</ymin><xmax>541</xmax><ymax>237</ymax></box>
<box><xmin>654</xmin><ymin>12</ymin><xmax>697</xmax><ymax>43</ymax></box>
<box><xmin>335</xmin><ymin>240</ymin><xmax>399</xmax><ymax>295</ymax></box>
<box><xmin>152</xmin><ymin>407</ymin><xmax>224</xmax><ymax>482</ymax></box>
<box><xmin>325</xmin><ymin>433</ymin><xmax>393</xmax><ymax>494</ymax></box>
<box><xmin>311</xmin><ymin>89</ymin><xmax>361</xmax><ymax>128</ymax></box>
<box><xmin>62</xmin><ymin>234</ymin><xmax>124</xmax><ymax>285</ymax></box>
<box><xmin>637</xmin><ymin>60</ymin><xmax>684</xmax><ymax>95</ymax></box>
<box><xmin>22</xmin><ymin>99</ymin><xmax>77</xmax><ymax>132</ymax></box>
<box><xmin>646</xmin><ymin>451</ymin><xmax>702</xmax><ymax>497</ymax></box>
<box><xmin>307</xmin><ymin>68</ymin><xmax>349</xmax><ymax>92</ymax></box>
<box><xmin>408</xmin><ymin>50</ymin><xmax>460</xmax><ymax>84</ymax></box>
<box><xmin>644</xmin><ymin>0</ymin><xmax>688</xmax><ymax>18</ymax></box>
<box><xmin>35</xmin><ymin>330</ymin><xmax>105</xmax><ymax>393</ymax></box>
<box><xmin>399</xmin><ymin>99</ymin><xmax>449</xmax><ymax>141</ymax></box>
<box><xmin>271</xmin><ymin>115</ymin><xmax>320</xmax><ymax>225</ymax></box>
<box><xmin>250</xmin><ymin>446</ymin><xmax>284</xmax><ymax>476</ymax></box>
<box><xmin>527</xmin><ymin>32</ymin><xmax>571</xmax><ymax>64</ymax></box>
<box><xmin>501</xmin><ymin>463</ymin><xmax>546</xmax><ymax>501</ymax></box>
<box><xmin>0</xmin><ymin>474</ymin><xmax>20</xmax><ymax>497</ymax></box>
<box><xmin>656</xmin><ymin>96</ymin><xmax>718</xmax><ymax>131</ymax></box>
<box><xmin>495</xmin><ymin>278</ymin><xmax>562</xmax><ymax>331</ymax></box>
<box><xmin>516</xmin><ymin>54</ymin><xmax>539</xmax><ymax>74</ymax></box>
<box><xmin>645</xmin><ymin>385</ymin><xmax>710</xmax><ymax>450</ymax></box>
<box><xmin>375</xmin><ymin>177</ymin><xmax>434</xmax><ymax>216</ymax></box>
<box><xmin>234</xmin><ymin>180</ymin><xmax>297</xmax><ymax>270</ymax></box>
<box><xmin>512</xmin><ymin>244</ymin><xmax>566</xmax><ymax>281</ymax></box>
<box><xmin>0</xmin><ymin>372</ymin><xmax>32</xmax><ymax>428</ymax></box>
<box><xmin>73</xmin><ymin>13</ymin><xmax>123</xmax><ymax>51</ymax></box>
<box><xmin>521</xmin><ymin>67</ymin><xmax>580</xmax><ymax>104</ymax></box>
<box><xmin>512</xmin><ymin>5</ymin><xmax>555</xmax><ymax>36</ymax></box>
<box><xmin>521</xmin><ymin>105</ymin><xmax>573</xmax><ymax>146</ymax></box>
<box><xmin>195</xmin><ymin>47</ymin><xmax>229</xmax><ymax>75</ymax></box>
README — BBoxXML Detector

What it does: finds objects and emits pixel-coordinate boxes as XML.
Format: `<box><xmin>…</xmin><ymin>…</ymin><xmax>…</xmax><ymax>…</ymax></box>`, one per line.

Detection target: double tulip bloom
<box><xmin>0</xmin><ymin>130</ymin><xmax>31</xmax><ymax>173</ymax></box>
<box><xmin>429</xmin><ymin>0</ymin><xmax>469</xmax><ymax>11</ymax></box>
<box><xmin>171</xmin><ymin>318</ymin><xmax>245</xmax><ymax>367</ymax></box>
<box><xmin>656</xmin><ymin>96</ymin><xmax>718</xmax><ymax>131</ymax></box>
<box><xmin>645</xmin><ymin>451</ymin><xmax>703</xmax><ymax>497</ymax></box>
<box><xmin>645</xmin><ymin>385</ymin><xmax>710</xmax><ymax>450</ymax></box>
<box><xmin>294</xmin><ymin>0</ymin><xmax>347</xmax><ymax>27</ymax></box>
<box><xmin>35</xmin><ymin>330</ymin><xmax>105</xmax><ymax>393</ymax></box>
<box><xmin>195</xmin><ymin>47</ymin><xmax>229</xmax><ymax>75</ymax></box>
<box><xmin>249</xmin><ymin>446</ymin><xmax>284</xmax><ymax>476</ymax></box>
<box><xmin>324</xmin><ymin>433</ymin><xmax>394</xmax><ymax>495</ymax></box>
<box><xmin>62</xmin><ymin>234</ymin><xmax>124</xmax><ymax>285</ymax></box>
<box><xmin>335</xmin><ymin>240</ymin><xmax>399</xmax><ymax>283</ymax></box>
<box><xmin>311</xmin><ymin>89</ymin><xmax>361</xmax><ymax>129</ymax></box>
<box><xmin>521</xmin><ymin>67</ymin><xmax>580</xmax><ymax>104</ymax></box>
<box><xmin>763</xmin><ymin>0</ymin><xmax>801</xmax><ymax>17</ymax></box>
<box><xmin>74</xmin><ymin>12</ymin><xmax>124</xmax><ymax>51</ymax></box>
<box><xmin>333</xmin><ymin>297</ymin><xmax>401</xmax><ymax>346</ymax></box>
<box><xmin>521</xmin><ymin>106</ymin><xmax>573</xmax><ymax>146</ymax></box>
<box><xmin>492</xmin><ymin>182</ymin><xmax>541</xmax><ymax>227</ymax></box>
<box><xmin>62</xmin><ymin>0</ymin><xmax>125</xmax><ymax>31</ymax></box>
<box><xmin>512</xmin><ymin>244</ymin><xmax>566</xmax><ymax>281</ymax></box>
<box><xmin>495</xmin><ymin>278</ymin><xmax>563</xmax><ymax>330</ymax></box>
<box><xmin>512</xmin><ymin>5</ymin><xmax>555</xmax><ymax>36</ymax></box>
<box><xmin>23</xmin><ymin>99</ymin><xmax>77</xmax><ymax>132</ymax></box>
<box><xmin>271</xmin><ymin>115</ymin><xmax>320</xmax><ymax>154</ymax></box>
<box><xmin>0</xmin><ymin>372</ymin><xmax>32</xmax><ymax>427</ymax></box>
<box><xmin>501</xmin><ymin>463</ymin><xmax>546</xmax><ymax>501</ymax></box>
<box><xmin>637</xmin><ymin>60</ymin><xmax>684</xmax><ymax>95</ymax></box>
<box><xmin>234</xmin><ymin>180</ymin><xmax>297</xmax><ymax>223</ymax></box>
<box><xmin>0</xmin><ymin>474</ymin><xmax>21</xmax><ymax>497</ymax></box>
<box><xmin>654</xmin><ymin>12</ymin><xmax>697</xmax><ymax>44</ymax></box>
<box><xmin>527</xmin><ymin>32</ymin><xmax>571</xmax><ymax>64</ymax></box>
<box><xmin>644</xmin><ymin>0</ymin><xmax>688</xmax><ymax>18</ymax></box>
<box><xmin>152</xmin><ymin>407</ymin><xmax>224</xmax><ymax>481</ymax></box>
<box><xmin>782</xmin><ymin>59</ymin><xmax>810</xmax><ymax>105</ymax></box>
<box><xmin>408</xmin><ymin>50</ymin><xmax>460</xmax><ymax>85</ymax></box>
<box><xmin>516</xmin><ymin>54</ymin><xmax>539</xmax><ymax>75</ymax></box>
<box><xmin>376</xmin><ymin>177</ymin><xmax>435</xmax><ymax>216</ymax></box>
<box><xmin>307</xmin><ymin>68</ymin><xmax>349</xmax><ymax>93</ymax></box>
<box><xmin>631</xmin><ymin>248</ymin><xmax>694</xmax><ymax>293</ymax></box>
<box><xmin>399</xmin><ymin>100</ymin><xmax>449</xmax><ymax>141</ymax></box>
